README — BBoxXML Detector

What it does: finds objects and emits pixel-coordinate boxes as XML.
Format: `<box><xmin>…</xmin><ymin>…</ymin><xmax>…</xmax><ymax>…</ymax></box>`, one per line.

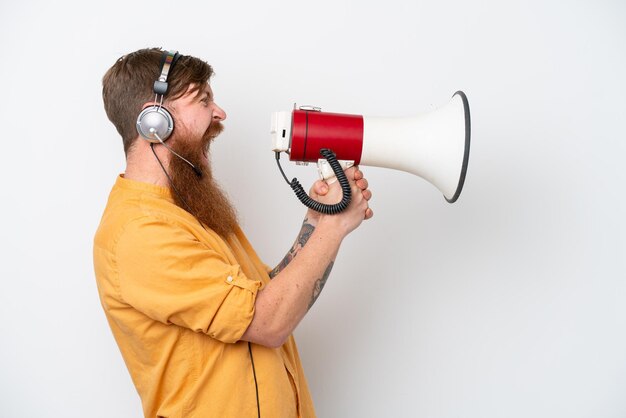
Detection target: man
<box><xmin>94</xmin><ymin>47</ymin><xmax>373</xmax><ymax>418</ymax></box>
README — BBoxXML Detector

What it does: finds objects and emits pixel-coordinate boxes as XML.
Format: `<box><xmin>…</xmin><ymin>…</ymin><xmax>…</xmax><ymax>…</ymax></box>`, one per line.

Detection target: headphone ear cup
<box><xmin>136</xmin><ymin>106</ymin><xmax>174</xmax><ymax>142</ymax></box>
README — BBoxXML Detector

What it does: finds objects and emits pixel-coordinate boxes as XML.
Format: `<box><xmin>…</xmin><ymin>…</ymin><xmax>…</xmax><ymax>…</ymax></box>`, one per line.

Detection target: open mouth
<box><xmin>202</xmin><ymin>146</ymin><xmax>209</xmax><ymax>164</ymax></box>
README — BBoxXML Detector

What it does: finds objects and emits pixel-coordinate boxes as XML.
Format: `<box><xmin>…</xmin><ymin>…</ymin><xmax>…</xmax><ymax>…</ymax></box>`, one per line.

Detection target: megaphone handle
<box><xmin>275</xmin><ymin>149</ymin><xmax>352</xmax><ymax>215</ymax></box>
<box><xmin>317</xmin><ymin>159</ymin><xmax>355</xmax><ymax>183</ymax></box>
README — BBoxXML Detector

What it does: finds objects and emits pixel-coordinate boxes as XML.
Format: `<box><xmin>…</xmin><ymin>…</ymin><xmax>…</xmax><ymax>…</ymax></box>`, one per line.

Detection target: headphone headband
<box><xmin>137</xmin><ymin>49</ymin><xmax>182</xmax><ymax>144</ymax></box>
<box><xmin>153</xmin><ymin>50</ymin><xmax>181</xmax><ymax>96</ymax></box>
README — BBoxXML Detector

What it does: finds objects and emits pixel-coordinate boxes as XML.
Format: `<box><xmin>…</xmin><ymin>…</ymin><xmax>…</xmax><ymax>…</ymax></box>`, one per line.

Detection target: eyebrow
<box><xmin>188</xmin><ymin>85</ymin><xmax>212</xmax><ymax>101</ymax></box>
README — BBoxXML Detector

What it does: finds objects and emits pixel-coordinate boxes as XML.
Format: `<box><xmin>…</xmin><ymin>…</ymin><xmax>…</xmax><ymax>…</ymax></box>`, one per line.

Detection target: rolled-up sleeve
<box><xmin>114</xmin><ymin>216</ymin><xmax>261</xmax><ymax>344</ymax></box>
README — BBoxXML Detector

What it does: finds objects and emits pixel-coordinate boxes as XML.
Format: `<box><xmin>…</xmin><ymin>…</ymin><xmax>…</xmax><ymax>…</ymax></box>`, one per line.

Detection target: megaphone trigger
<box><xmin>317</xmin><ymin>159</ymin><xmax>355</xmax><ymax>184</ymax></box>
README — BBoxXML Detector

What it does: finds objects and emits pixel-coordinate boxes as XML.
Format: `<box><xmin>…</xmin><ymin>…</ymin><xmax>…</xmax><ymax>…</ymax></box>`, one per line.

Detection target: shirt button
<box><xmin>227</xmin><ymin>276</ymin><xmax>233</xmax><ymax>283</ymax></box>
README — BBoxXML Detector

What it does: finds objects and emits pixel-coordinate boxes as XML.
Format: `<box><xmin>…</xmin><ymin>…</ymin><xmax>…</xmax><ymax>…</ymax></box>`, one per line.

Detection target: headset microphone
<box><xmin>151</xmin><ymin>130</ymin><xmax>203</xmax><ymax>178</ymax></box>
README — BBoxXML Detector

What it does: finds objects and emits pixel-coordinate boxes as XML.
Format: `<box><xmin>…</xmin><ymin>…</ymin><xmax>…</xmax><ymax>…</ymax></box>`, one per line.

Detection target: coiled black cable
<box><xmin>275</xmin><ymin>149</ymin><xmax>352</xmax><ymax>214</ymax></box>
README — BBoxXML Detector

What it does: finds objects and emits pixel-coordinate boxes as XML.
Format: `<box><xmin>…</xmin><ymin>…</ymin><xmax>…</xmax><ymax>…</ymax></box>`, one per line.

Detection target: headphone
<box><xmin>136</xmin><ymin>50</ymin><xmax>181</xmax><ymax>143</ymax></box>
<box><xmin>136</xmin><ymin>50</ymin><xmax>202</xmax><ymax>177</ymax></box>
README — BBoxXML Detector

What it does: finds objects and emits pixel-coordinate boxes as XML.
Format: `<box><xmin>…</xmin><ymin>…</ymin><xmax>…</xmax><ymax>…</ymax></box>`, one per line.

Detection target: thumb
<box><xmin>312</xmin><ymin>180</ymin><xmax>329</xmax><ymax>196</ymax></box>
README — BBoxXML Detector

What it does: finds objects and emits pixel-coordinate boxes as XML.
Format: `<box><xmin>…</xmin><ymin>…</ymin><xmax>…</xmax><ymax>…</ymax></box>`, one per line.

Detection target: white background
<box><xmin>1</xmin><ymin>0</ymin><xmax>625</xmax><ymax>417</ymax></box>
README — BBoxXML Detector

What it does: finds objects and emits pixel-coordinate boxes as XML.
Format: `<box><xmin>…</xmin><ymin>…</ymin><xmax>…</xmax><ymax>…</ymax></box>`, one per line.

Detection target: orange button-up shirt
<box><xmin>93</xmin><ymin>175</ymin><xmax>316</xmax><ymax>418</ymax></box>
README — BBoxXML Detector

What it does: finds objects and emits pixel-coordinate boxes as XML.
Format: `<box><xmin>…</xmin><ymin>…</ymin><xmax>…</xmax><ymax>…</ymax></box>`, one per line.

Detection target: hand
<box><xmin>307</xmin><ymin>167</ymin><xmax>373</xmax><ymax>232</ymax></box>
<box><xmin>353</xmin><ymin>168</ymin><xmax>374</xmax><ymax>220</ymax></box>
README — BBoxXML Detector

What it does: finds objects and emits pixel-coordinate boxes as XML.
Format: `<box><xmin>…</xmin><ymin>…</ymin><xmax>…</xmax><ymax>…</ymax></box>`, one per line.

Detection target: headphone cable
<box><xmin>150</xmin><ymin>142</ymin><xmax>200</xmax><ymax>219</ymax></box>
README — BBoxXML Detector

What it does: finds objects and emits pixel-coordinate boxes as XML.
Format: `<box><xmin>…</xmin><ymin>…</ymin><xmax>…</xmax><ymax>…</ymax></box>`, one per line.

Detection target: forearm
<box><xmin>269</xmin><ymin>213</ymin><xmax>317</xmax><ymax>279</ymax></box>
<box><xmin>243</xmin><ymin>166</ymin><xmax>372</xmax><ymax>348</ymax></box>
<box><xmin>242</xmin><ymin>217</ymin><xmax>343</xmax><ymax>347</ymax></box>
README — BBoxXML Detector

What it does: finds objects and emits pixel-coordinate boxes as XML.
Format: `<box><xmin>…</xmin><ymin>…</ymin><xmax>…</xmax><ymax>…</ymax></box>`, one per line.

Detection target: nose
<box><xmin>212</xmin><ymin>103</ymin><xmax>227</xmax><ymax>121</ymax></box>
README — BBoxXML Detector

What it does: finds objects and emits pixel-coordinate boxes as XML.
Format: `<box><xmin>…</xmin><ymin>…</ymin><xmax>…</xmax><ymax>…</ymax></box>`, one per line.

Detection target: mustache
<box><xmin>200</xmin><ymin>121</ymin><xmax>224</xmax><ymax>151</ymax></box>
<box><xmin>199</xmin><ymin>121</ymin><xmax>224</xmax><ymax>162</ymax></box>
<box><xmin>206</xmin><ymin>121</ymin><xmax>224</xmax><ymax>139</ymax></box>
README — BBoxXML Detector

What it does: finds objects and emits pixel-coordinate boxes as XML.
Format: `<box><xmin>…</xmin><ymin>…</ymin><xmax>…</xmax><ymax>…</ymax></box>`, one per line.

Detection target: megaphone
<box><xmin>271</xmin><ymin>91</ymin><xmax>471</xmax><ymax>214</ymax></box>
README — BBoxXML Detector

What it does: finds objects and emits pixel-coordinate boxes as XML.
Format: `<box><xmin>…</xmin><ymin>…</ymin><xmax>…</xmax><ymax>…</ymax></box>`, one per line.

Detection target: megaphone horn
<box><xmin>271</xmin><ymin>91</ymin><xmax>471</xmax><ymax>212</ymax></box>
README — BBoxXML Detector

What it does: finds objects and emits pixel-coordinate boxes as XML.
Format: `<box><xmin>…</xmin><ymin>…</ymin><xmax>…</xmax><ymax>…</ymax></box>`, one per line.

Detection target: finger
<box><xmin>344</xmin><ymin>166</ymin><xmax>357</xmax><ymax>178</ymax></box>
<box><xmin>362</xmin><ymin>189</ymin><xmax>372</xmax><ymax>201</ymax></box>
<box><xmin>365</xmin><ymin>207</ymin><xmax>374</xmax><ymax>220</ymax></box>
<box><xmin>356</xmin><ymin>178</ymin><xmax>368</xmax><ymax>190</ymax></box>
<box><xmin>345</xmin><ymin>168</ymin><xmax>358</xmax><ymax>185</ymax></box>
<box><xmin>312</xmin><ymin>180</ymin><xmax>329</xmax><ymax>196</ymax></box>
<box><xmin>353</xmin><ymin>169</ymin><xmax>363</xmax><ymax>181</ymax></box>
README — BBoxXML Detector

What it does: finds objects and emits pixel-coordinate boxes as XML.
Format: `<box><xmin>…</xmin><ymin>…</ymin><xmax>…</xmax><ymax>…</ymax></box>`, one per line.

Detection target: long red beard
<box><xmin>167</xmin><ymin>121</ymin><xmax>239</xmax><ymax>237</ymax></box>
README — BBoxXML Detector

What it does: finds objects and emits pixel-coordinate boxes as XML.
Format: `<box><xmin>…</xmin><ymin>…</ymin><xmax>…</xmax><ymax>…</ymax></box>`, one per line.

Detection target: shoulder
<box><xmin>95</xmin><ymin>187</ymin><xmax>211</xmax><ymax>251</ymax></box>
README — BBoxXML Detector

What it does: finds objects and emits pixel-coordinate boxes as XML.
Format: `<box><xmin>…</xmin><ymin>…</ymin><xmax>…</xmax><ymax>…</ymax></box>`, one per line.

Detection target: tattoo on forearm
<box><xmin>297</xmin><ymin>221</ymin><xmax>315</xmax><ymax>247</ymax></box>
<box><xmin>308</xmin><ymin>261</ymin><xmax>334</xmax><ymax>310</ymax></box>
<box><xmin>269</xmin><ymin>218</ymin><xmax>315</xmax><ymax>279</ymax></box>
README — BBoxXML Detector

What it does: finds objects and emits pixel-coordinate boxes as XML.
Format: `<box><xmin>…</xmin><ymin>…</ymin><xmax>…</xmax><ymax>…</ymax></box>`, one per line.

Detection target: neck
<box><xmin>124</xmin><ymin>140</ymin><xmax>172</xmax><ymax>187</ymax></box>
